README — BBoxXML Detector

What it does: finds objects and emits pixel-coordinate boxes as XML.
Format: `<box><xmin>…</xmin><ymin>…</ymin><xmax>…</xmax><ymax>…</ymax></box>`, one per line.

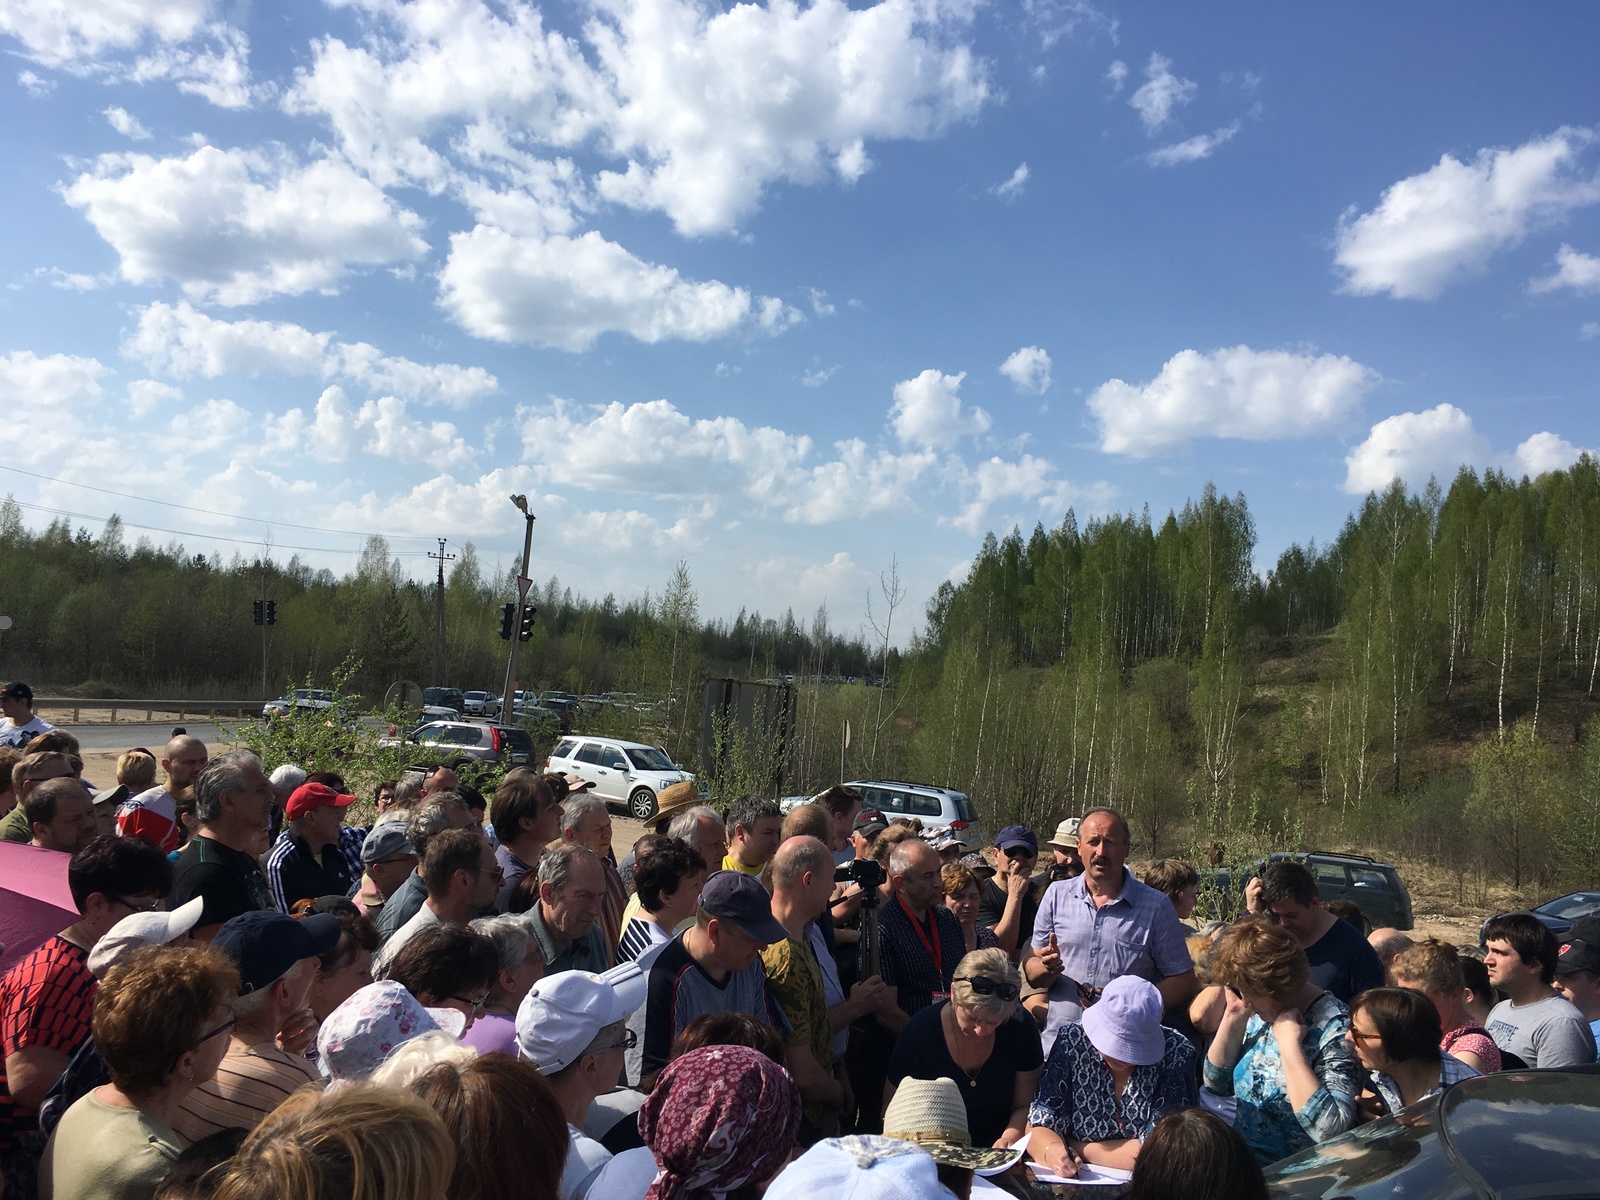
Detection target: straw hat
<box><xmin>648</xmin><ymin>780</ymin><xmax>703</xmax><ymax>831</ymax></box>
<box><xmin>880</xmin><ymin>1077</ymin><xmax>1022</xmax><ymax>1172</ymax></box>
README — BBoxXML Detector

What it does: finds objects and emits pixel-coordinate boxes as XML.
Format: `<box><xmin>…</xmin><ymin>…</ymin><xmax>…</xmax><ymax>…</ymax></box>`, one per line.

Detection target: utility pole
<box><xmin>501</xmin><ymin>496</ymin><xmax>537</xmax><ymax>712</ymax></box>
<box><xmin>428</xmin><ymin>539</ymin><xmax>455</xmax><ymax>685</ymax></box>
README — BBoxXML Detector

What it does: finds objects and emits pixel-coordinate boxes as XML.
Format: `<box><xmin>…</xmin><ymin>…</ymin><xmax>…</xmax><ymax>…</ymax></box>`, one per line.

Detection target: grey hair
<box><xmin>771</xmin><ymin>836</ymin><xmax>833</xmax><ymax>890</ymax></box>
<box><xmin>392</xmin><ymin>775</ymin><xmax>425</xmax><ymax>808</ymax></box>
<box><xmin>406</xmin><ymin>794</ymin><xmax>466</xmax><ymax>859</ymax></box>
<box><xmin>537</xmin><ymin>841</ymin><xmax>600</xmax><ymax>892</ymax></box>
<box><xmin>1080</xmin><ymin>806</ymin><xmax>1132</xmax><ymax>844</ymax></box>
<box><xmin>951</xmin><ymin>947</ymin><xmax>1022</xmax><ymax>1023</ymax></box>
<box><xmin>545</xmin><ymin>1019</ymin><xmax>626</xmax><ymax>1083</ymax></box>
<box><xmin>667</xmin><ymin>804</ymin><xmax>723</xmax><ymax>848</ymax></box>
<box><xmin>193</xmin><ymin>750</ymin><xmax>263</xmax><ymax>824</ymax></box>
<box><xmin>470</xmin><ymin>914</ymin><xmax>537</xmax><ymax>974</ymax></box>
<box><xmin>888</xmin><ymin>837</ymin><xmax>934</xmax><ymax>880</ymax></box>
<box><xmin>269</xmin><ymin>763</ymin><xmax>306</xmax><ymax>792</ymax></box>
<box><xmin>560</xmin><ymin>791</ymin><xmax>609</xmax><ymax>836</ymax></box>
<box><xmin>726</xmin><ymin>794</ymin><xmax>781</xmax><ymax>836</ymax></box>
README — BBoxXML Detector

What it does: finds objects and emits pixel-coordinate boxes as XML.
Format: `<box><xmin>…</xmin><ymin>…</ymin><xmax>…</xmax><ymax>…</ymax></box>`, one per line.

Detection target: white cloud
<box><xmin>287</xmin><ymin>0</ymin><xmax>990</xmax><ymax>237</ymax></box>
<box><xmin>63</xmin><ymin>145</ymin><xmax>428</xmax><ymax>305</ymax></box>
<box><xmin>0</xmin><ymin>350</ymin><xmax>107</xmax><ymax>409</ymax></box>
<box><xmin>1341</xmin><ymin>406</ymin><xmax>1591</xmax><ymax>493</ymax></box>
<box><xmin>1129</xmin><ymin>53</ymin><xmax>1195</xmax><ymax>134</ymax></box>
<box><xmin>949</xmin><ymin>453</ymin><xmax>1096</xmax><ymax>535</ymax></box>
<box><xmin>1333</xmin><ymin>127</ymin><xmax>1600</xmax><ymax>300</ymax></box>
<box><xmin>438</xmin><ymin>225</ymin><xmax>797</xmax><ymax>351</ymax></box>
<box><xmin>1147</xmin><ymin>121</ymin><xmax>1239</xmax><ymax>167</ymax></box>
<box><xmin>890</xmin><ymin>369</ymin><xmax>990</xmax><ymax>449</ymax></box>
<box><xmin>991</xmin><ymin>163</ymin><xmax>1029</xmax><ymax>200</ymax></box>
<box><xmin>808</xmin><ymin>288</ymin><xmax>836</xmax><ymax>317</ymax></box>
<box><xmin>1105</xmin><ymin>59</ymin><xmax>1127</xmax><ymax>93</ymax></box>
<box><xmin>1089</xmin><ymin>345</ymin><xmax>1377</xmax><ymax>457</ymax></box>
<box><xmin>1513</xmin><ymin>432</ymin><xmax>1590</xmax><ymax>477</ymax></box>
<box><xmin>785</xmin><ymin>440</ymin><xmax>935</xmax><ymax>524</ymax></box>
<box><xmin>1529</xmin><ymin>243</ymin><xmax>1600</xmax><ymax>294</ymax></box>
<box><xmin>262</xmin><ymin>386</ymin><xmax>474</xmax><ymax>468</ymax></box>
<box><xmin>999</xmin><ymin>346</ymin><xmax>1052</xmax><ymax>394</ymax></box>
<box><xmin>103</xmin><ymin>105</ymin><xmax>152</xmax><ymax>139</ymax></box>
<box><xmin>126</xmin><ymin>378</ymin><xmax>181</xmax><ymax>416</ymax></box>
<box><xmin>802</xmin><ymin>365</ymin><xmax>840</xmax><ymax>388</ymax></box>
<box><xmin>18</xmin><ymin>69</ymin><xmax>54</xmax><ymax>96</ymax></box>
<box><xmin>122</xmin><ymin>302</ymin><xmax>498</xmax><ymax>407</ymax></box>
<box><xmin>1021</xmin><ymin>0</ymin><xmax>1118</xmax><ymax>51</ymax></box>
<box><xmin>0</xmin><ymin>2</ymin><xmax>253</xmax><ymax>106</ymax></box>
<box><xmin>1582</xmin><ymin>321</ymin><xmax>1600</xmax><ymax>341</ymax></box>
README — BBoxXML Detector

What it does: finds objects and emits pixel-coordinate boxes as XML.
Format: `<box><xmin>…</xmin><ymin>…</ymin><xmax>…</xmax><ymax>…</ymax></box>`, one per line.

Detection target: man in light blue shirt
<box><xmin>1022</xmin><ymin>806</ymin><xmax>1196</xmax><ymax>1051</ymax></box>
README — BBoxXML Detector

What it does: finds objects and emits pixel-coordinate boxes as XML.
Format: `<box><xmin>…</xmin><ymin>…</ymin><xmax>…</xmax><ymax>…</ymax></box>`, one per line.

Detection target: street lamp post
<box><xmin>500</xmin><ymin>495</ymin><xmax>536</xmax><ymax>716</ymax></box>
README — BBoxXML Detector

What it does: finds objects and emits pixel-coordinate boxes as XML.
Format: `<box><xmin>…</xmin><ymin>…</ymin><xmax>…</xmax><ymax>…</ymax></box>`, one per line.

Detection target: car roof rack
<box><xmin>857</xmin><ymin>779</ymin><xmax>953</xmax><ymax>793</ymax></box>
<box><xmin>1307</xmin><ymin>850</ymin><xmax>1377</xmax><ymax>863</ymax></box>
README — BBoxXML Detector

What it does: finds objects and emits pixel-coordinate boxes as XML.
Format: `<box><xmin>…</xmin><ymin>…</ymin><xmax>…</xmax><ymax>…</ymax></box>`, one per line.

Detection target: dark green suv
<box><xmin>1261</xmin><ymin>851</ymin><xmax>1414</xmax><ymax>931</ymax></box>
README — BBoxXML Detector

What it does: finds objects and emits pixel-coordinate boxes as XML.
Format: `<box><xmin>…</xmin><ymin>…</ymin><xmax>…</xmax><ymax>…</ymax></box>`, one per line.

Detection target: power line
<box><xmin>0</xmin><ymin>463</ymin><xmax>435</xmax><ymax>540</ymax></box>
<box><xmin>7</xmin><ymin>498</ymin><xmax>435</xmax><ymax>558</ymax></box>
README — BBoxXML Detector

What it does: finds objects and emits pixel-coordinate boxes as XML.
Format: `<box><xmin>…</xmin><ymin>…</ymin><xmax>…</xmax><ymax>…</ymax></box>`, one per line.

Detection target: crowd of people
<box><xmin>0</xmin><ymin>681</ymin><xmax>1597</xmax><ymax>1199</ymax></box>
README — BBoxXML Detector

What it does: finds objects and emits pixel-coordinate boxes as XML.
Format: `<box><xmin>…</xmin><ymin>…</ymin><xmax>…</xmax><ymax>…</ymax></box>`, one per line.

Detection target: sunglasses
<box><xmin>1000</xmin><ymin>846</ymin><xmax>1037</xmax><ymax>859</ymax></box>
<box><xmin>957</xmin><ymin>975</ymin><xmax>1020</xmax><ymax>1002</ymax></box>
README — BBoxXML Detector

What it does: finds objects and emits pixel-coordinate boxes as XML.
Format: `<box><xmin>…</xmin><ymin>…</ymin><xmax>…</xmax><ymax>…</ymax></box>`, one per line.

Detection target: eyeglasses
<box><xmin>1350</xmin><ymin>1029</ymin><xmax>1384</xmax><ymax>1045</ymax></box>
<box><xmin>451</xmin><ymin>992</ymin><xmax>492</xmax><ymax>1016</ymax></box>
<box><xmin>109</xmin><ymin>895</ymin><xmax>164</xmax><ymax>913</ymax></box>
<box><xmin>593</xmin><ymin>1028</ymin><xmax>638</xmax><ymax>1053</ymax></box>
<box><xmin>194</xmin><ymin>1012</ymin><xmax>238</xmax><ymax>1048</ymax></box>
<box><xmin>471</xmin><ymin>866</ymin><xmax>506</xmax><ymax>884</ymax></box>
<box><xmin>1000</xmin><ymin>846</ymin><xmax>1037</xmax><ymax>859</ymax></box>
<box><xmin>957</xmin><ymin>975</ymin><xmax>1020</xmax><ymax>1002</ymax></box>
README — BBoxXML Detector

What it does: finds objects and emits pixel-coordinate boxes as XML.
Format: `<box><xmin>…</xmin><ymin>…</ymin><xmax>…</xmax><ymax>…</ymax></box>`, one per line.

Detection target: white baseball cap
<box><xmin>87</xmin><ymin>897</ymin><xmax>204</xmax><ymax>979</ymax></box>
<box><xmin>515</xmin><ymin>955</ymin><xmax>651</xmax><ymax>1073</ymax></box>
<box><xmin>765</xmin><ymin>1136</ymin><xmax>943</xmax><ymax>1200</ymax></box>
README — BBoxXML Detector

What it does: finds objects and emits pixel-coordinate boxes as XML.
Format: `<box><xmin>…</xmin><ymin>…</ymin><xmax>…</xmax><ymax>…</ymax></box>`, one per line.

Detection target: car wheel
<box><xmin>628</xmin><ymin>788</ymin><xmax>657</xmax><ymax>820</ymax></box>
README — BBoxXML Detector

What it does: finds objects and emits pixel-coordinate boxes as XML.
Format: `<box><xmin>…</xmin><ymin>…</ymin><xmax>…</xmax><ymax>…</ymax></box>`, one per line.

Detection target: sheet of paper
<box><xmin>1027</xmin><ymin>1162</ymin><xmax>1134</xmax><ymax>1186</ymax></box>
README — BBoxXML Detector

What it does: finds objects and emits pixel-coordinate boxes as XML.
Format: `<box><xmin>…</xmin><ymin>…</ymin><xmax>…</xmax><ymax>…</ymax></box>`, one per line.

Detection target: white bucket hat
<box><xmin>764</xmin><ymin>1136</ymin><xmax>943</xmax><ymax>1200</ymax></box>
<box><xmin>1080</xmin><ymin>975</ymin><xmax>1166</xmax><ymax>1066</ymax></box>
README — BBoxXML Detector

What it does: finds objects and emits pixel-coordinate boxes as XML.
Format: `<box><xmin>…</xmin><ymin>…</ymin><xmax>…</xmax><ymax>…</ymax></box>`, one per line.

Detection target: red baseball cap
<box><xmin>285</xmin><ymin>781</ymin><xmax>357</xmax><ymax>820</ymax></box>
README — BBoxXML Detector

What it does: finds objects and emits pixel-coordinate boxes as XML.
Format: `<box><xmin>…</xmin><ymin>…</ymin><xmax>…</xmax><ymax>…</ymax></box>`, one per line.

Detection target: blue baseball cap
<box><xmin>699</xmin><ymin>870</ymin><xmax>787</xmax><ymax>945</ymax></box>
<box><xmin>214</xmin><ymin>909</ymin><xmax>341</xmax><ymax>993</ymax></box>
<box><xmin>994</xmin><ymin>825</ymin><xmax>1038</xmax><ymax>854</ymax></box>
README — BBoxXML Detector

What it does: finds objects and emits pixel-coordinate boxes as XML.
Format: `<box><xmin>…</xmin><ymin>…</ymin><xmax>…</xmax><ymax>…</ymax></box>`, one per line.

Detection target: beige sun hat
<box><xmin>1046</xmin><ymin>817</ymin><xmax>1082</xmax><ymax>850</ymax></box>
<box><xmin>648</xmin><ymin>780</ymin><xmax>703</xmax><ymax>831</ymax></box>
<box><xmin>881</xmin><ymin>1077</ymin><xmax>1022</xmax><ymax>1173</ymax></box>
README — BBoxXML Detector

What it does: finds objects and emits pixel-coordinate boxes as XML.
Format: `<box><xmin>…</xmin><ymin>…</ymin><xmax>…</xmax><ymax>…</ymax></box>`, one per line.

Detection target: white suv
<box><xmin>546</xmin><ymin>737</ymin><xmax>694</xmax><ymax>820</ymax></box>
<box><xmin>832</xmin><ymin>779</ymin><xmax>982</xmax><ymax>848</ymax></box>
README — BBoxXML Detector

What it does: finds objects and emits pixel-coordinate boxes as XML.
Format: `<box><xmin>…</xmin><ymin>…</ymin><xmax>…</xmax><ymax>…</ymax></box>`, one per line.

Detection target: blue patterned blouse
<box><xmin>1201</xmin><ymin>990</ymin><xmax>1360</xmax><ymax>1165</ymax></box>
<box><xmin>1027</xmin><ymin>1022</ymin><xmax>1198</xmax><ymax>1144</ymax></box>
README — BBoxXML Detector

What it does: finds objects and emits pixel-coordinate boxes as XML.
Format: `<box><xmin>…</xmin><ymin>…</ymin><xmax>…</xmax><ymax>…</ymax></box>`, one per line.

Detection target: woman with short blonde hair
<box><xmin>213</xmin><ymin>1085</ymin><xmax>454</xmax><ymax>1200</ymax></box>
<box><xmin>1204</xmin><ymin>919</ymin><xmax>1359</xmax><ymax>1165</ymax></box>
<box><xmin>886</xmin><ymin>948</ymin><xmax>1042</xmax><ymax>1149</ymax></box>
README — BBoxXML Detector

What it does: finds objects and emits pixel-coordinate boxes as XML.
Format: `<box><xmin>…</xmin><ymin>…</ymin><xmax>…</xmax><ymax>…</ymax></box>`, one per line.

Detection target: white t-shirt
<box><xmin>0</xmin><ymin>715</ymin><xmax>54</xmax><ymax>749</ymax></box>
<box><xmin>561</xmin><ymin>1125</ymin><xmax>613</xmax><ymax>1200</ymax></box>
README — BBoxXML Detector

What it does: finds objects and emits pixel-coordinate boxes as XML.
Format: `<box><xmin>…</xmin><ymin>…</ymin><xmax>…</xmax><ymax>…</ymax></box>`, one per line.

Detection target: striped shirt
<box><xmin>617</xmin><ymin>915</ymin><xmax>672</xmax><ymax>964</ymax></box>
<box><xmin>170</xmin><ymin>1038</ymin><xmax>323</xmax><ymax>1142</ymax></box>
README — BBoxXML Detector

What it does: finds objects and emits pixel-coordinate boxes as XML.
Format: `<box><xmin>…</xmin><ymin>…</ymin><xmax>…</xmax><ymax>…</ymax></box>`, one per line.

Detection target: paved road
<box><xmin>62</xmin><ymin>722</ymin><xmax>230</xmax><ymax>750</ymax></box>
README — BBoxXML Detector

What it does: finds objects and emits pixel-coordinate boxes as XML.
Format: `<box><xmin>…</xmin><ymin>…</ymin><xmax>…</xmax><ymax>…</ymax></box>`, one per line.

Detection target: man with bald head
<box><xmin>25</xmin><ymin>777</ymin><xmax>98</xmax><ymax>855</ymax></box>
<box><xmin>117</xmin><ymin>733</ymin><xmax>208</xmax><ymax>852</ymax></box>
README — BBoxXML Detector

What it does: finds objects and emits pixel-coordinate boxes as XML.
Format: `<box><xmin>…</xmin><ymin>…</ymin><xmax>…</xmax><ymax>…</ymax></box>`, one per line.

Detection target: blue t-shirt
<box><xmin>1304</xmin><ymin>917</ymin><xmax>1385</xmax><ymax>1003</ymax></box>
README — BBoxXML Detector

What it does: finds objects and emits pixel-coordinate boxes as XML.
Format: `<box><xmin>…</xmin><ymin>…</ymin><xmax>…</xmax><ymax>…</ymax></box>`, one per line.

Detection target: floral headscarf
<box><xmin>639</xmin><ymin>1044</ymin><xmax>801</xmax><ymax>1200</ymax></box>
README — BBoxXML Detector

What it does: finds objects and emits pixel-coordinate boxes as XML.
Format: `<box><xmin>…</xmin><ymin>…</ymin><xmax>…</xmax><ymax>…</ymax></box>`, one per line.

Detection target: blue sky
<box><xmin>2</xmin><ymin>0</ymin><xmax>1596</xmax><ymax>642</ymax></box>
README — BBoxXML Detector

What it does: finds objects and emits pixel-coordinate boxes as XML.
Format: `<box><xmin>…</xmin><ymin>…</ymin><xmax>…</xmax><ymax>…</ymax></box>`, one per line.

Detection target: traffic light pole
<box><xmin>500</xmin><ymin>497</ymin><xmax>536</xmax><ymax>716</ymax></box>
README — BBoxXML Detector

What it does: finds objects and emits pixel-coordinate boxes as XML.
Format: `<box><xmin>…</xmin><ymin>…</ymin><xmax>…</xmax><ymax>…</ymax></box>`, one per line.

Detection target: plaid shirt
<box><xmin>870</xmin><ymin>896</ymin><xmax>965</xmax><ymax>1019</ymax></box>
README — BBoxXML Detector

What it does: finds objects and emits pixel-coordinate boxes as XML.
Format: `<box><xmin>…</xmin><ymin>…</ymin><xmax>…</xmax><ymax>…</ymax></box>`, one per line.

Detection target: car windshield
<box><xmin>626</xmin><ymin>746</ymin><xmax>676</xmax><ymax>771</ymax></box>
<box><xmin>1539</xmin><ymin>893</ymin><xmax>1600</xmax><ymax>918</ymax></box>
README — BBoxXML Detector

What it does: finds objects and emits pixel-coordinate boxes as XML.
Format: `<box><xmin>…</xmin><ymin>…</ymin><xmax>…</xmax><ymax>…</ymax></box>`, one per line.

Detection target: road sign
<box><xmin>516</xmin><ymin>575</ymin><xmax>533</xmax><ymax>601</ymax></box>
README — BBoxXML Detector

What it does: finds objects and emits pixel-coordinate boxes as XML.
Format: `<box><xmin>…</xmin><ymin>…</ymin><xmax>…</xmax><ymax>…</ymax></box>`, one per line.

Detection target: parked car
<box><xmin>827</xmin><ymin>780</ymin><xmax>981</xmax><ymax>850</ymax></box>
<box><xmin>378</xmin><ymin>720</ymin><xmax>534</xmax><ymax>768</ymax></box>
<box><xmin>422</xmin><ymin>687</ymin><xmax>465</xmax><ymax>716</ymax></box>
<box><xmin>1192</xmin><ymin>851</ymin><xmax>1413</xmax><ymax>930</ymax></box>
<box><xmin>1481</xmin><ymin>890</ymin><xmax>1600</xmax><ymax>942</ymax></box>
<box><xmin>1266</xmin><ymin>1067</ymin><xmax>1600</xmax><ymax>1198</ymax></box>
<box><xmin>262</xmin><ymin>688</ymin><xmax>337</xmax><ymax>719</ymax></box>
<box><xmin>545</xmin><ymin>736</ymin><xmax>693</xmax><ymax>820</ymax></box>
<box><xmin>462</xmin><ymin>690</ymin><xmax>500</xmax><ymax>718</ymax></box>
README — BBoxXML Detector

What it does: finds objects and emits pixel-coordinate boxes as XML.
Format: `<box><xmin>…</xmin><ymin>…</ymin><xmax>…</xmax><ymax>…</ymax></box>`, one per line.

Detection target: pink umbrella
<box><xmin>0</xmin><ymin>842</ymin><xmax>78</xmax><ymax>977</ymax></box>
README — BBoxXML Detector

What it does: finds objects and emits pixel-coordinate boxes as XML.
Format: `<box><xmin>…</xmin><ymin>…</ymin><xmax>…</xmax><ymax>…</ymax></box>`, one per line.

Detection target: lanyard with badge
<box><xmin>895</xmin><ymin>893</ymin><xmax>949</xmax><ymax>1002</ymax></box>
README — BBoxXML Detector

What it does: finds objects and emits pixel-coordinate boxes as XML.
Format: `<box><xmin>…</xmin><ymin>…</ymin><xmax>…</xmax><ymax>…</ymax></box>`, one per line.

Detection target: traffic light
<box><xmin>517</xmin><ymin>604</ymin><xmax>538</xmax><ymax>642</ymax></box>
<box><xmin>265</xmin><ymin>600</ymin><xmax>277</xmax><ymax>626</ymax></box>
<box><xmin>498</xmin><ymin>602</ymin><xmax>515</xmax><ymax>641</ymax></box>
<box><xmin>253</xmin><ymin>599</ymin><xmax>264</xmax><ymax>625</ymax></box>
